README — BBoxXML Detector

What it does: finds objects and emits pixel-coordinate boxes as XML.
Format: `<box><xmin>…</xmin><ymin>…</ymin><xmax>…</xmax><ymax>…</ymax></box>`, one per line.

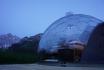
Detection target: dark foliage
<box><xmin>8</xmin><ymin>33</ymin><xmax>42</xmax><ymax>53</ymax></box>
<box><xmin>38</xmin><ymin>50</ymin><xmax>52</xmax><ymax>60</ymax></box>
<box><xmin>0</xmin><ymin>50</ymin><xmax>38</xmax><ymax>64</ymax></box>
<box><xmin>0</xmin><ymin>33</ymin><xmax>42</xmax><ymax>64</ymax></box>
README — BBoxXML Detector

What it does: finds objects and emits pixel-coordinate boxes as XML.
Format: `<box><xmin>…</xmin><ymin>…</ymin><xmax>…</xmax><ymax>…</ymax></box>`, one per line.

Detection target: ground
<box><xmin>0</xmin><ymin>63</ymin><xmax>104</xmax><ymax>70</ymax></box>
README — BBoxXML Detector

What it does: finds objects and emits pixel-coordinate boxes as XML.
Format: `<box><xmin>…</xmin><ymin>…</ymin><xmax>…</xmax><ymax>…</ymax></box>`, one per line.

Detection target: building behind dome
<box><xmin>39</xmin><ymin>14</ymin><xmax>103</xmax><ymax>53</ymax></box>
<box><xmin>81</xmin><ymin>22</ymin><xmax>104</xmax><ymax>64</ymax></box>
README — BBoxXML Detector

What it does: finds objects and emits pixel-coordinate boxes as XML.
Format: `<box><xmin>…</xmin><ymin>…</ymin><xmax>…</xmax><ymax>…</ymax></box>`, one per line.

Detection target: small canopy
<box><xmin>69</xmin><ymin>41</ymin><xmax>85</xmax><ymax>50</ymax></box>
<box><xmin>69</xmin><ymin>44</ymin><xmax>84</xmax><ymax>50</ymax></box>
<box><xmin>69</xmin><ymin>41</ymin><xmax>84</xmax><ymax>45</ymax></box>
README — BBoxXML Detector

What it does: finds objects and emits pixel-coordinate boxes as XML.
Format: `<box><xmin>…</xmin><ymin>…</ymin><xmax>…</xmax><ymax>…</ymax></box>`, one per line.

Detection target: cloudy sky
<box><xmin>0</xmin><ymin>0</ymin><xmax>104</xmax><ymax>37</ymax></box>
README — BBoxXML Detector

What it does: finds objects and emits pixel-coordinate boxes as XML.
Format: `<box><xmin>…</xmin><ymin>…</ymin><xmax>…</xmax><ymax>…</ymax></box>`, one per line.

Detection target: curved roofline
<box><xmin>39</xmin><ymin>14</ymin><xmax>103</xmax><ymax>51</ymax></box>
<box><xmin>43</xmin><ymin>14</ymin><xmax>103</xmax><ymax>35</ymax></box>
<box><xmin>43</xmin><ymin>16</ymin><xmax>68</xmax><ymax>34</ymax></box>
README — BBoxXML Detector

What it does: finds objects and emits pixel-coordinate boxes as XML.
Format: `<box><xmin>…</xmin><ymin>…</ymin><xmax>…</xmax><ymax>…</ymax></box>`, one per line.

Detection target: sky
<box><xmin>0</xmin><ymin>0</ymin><xmax>104</xmax><ymax>37</ymax></box>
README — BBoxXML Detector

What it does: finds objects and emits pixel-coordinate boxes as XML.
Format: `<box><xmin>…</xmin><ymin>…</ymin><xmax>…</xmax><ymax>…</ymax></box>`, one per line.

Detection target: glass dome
<box><xmin>39</xmin><ymin>14</ymin><xmax>103</xmax><ymax>52</ymax></box>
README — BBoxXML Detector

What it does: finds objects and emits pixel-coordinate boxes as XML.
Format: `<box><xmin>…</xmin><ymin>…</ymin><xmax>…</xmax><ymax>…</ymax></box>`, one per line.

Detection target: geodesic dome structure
<box><xmin>39</xmin><ymin>14</ymin><xmax>103</xmax><ymax>52</ymax></box>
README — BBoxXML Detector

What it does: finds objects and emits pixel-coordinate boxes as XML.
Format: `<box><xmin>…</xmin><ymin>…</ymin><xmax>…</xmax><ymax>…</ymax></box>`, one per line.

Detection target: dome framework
<box><xmin>39</xmin><ymin>14</ymin><xmax>102</xmax><ymax>52</ymax></box>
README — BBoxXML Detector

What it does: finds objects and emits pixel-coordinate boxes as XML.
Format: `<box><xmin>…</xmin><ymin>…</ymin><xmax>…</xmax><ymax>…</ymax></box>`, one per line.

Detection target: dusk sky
<box><xmin>0</xmin><ymin>0</ymin><xmax>104</xmax><ymax>37</ymax></box>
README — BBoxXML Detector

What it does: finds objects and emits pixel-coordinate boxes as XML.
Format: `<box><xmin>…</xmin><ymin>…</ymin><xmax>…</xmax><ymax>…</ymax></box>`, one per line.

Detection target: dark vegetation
<box><xmin>0</xmin><ymin>49</ymin><xmax>37</xmax><ymax>64</ymax></box>
<box><xmin>0</xmin><ymin>33</ymin><xmax>42</xmax><ymax>64</ymax></box>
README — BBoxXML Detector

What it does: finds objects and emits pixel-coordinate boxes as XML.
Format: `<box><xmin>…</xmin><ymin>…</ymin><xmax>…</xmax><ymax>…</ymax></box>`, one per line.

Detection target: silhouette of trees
<box><xmin>8</xmin><ymin>33</ymin><xmax>42</xmax><ymax>53</ymax></box>
<box><xmin>0</xmin><ymin>33</ymin><xmax>42</xmax><ymax>64</ymax></box>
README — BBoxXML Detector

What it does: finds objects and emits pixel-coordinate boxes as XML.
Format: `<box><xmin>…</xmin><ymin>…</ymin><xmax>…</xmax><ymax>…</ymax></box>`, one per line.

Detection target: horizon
<box><xmin>0</xmin><ymin>0</ymin><xmax>104</xmax><ymax>37</ymax></box>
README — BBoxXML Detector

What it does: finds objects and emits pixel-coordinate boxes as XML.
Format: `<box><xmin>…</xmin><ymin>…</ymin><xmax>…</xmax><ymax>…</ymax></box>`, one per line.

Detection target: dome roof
<box><xmin>39</xmin><ymin>14</ymin><xmax>103</xmax><ymax>52</ymax></box>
